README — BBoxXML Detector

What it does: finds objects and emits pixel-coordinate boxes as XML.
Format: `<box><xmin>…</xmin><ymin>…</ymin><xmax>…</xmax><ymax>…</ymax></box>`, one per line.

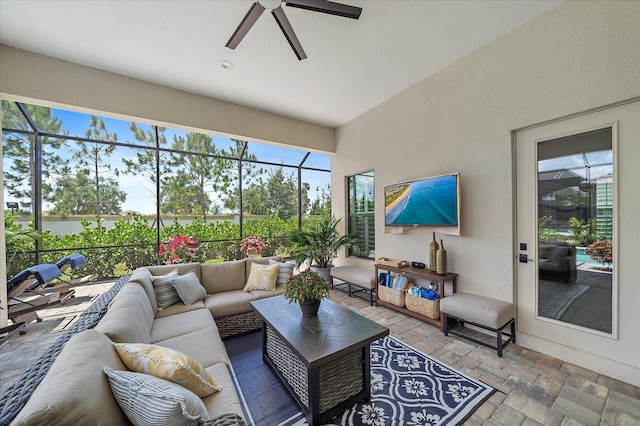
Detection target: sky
<box><xmin>3</xmin><ymin>105</ymin><xmax>331</xmax><ymax>215</ymax></box>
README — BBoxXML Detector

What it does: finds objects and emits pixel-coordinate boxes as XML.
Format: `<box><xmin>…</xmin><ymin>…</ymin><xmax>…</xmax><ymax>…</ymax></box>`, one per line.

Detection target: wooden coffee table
<box><xmin>250</xmin><ymin>296</ymin><xmax>389</xmax><ymax>426</ymax></box>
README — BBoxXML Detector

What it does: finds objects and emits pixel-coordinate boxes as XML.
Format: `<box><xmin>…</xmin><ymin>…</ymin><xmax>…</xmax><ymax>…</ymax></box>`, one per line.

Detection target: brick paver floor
<box><xmin>1</xmin><ymin>281</ymin><xmax>639</xmax><ymax>425</ymax></box>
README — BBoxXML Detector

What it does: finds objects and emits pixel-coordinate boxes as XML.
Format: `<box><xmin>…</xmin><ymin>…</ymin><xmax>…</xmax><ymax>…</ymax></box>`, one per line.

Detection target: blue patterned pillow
<box><xmin>104</xmin><ymin>366</ymin><xmax>209</xmax><ymax>426</ymax></box>
<box><xmin>151</xmin><ymin>269</ymin><xmax>180</xmax><ymax>309</ymax></box>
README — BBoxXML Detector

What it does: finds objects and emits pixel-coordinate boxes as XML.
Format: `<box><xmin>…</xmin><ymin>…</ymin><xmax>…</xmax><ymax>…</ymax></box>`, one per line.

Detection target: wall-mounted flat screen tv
<box><xmin>384</xmin><ymin>173</ymin><xmax>460</xmax><ymax>227</ymax></box>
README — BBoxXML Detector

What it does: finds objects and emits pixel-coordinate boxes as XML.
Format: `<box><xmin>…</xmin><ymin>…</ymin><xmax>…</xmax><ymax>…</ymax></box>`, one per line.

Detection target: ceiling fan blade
<box><xmin>226</xmin><ymin>2</ymin><xmax>266</xmax><ymax>49</ymax></box>
<box><xmin>285</xmin><ymin>0</ymin><xmax>362</xmax><ymax>20</ymax></box>
<box><xmin>272</xmin><ymin>6</ymin><xmax>307</xmax><ymax>60</ymax></box>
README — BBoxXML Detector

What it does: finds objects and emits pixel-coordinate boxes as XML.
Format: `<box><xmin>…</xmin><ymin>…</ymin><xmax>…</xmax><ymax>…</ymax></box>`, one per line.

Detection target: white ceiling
<box><xmin>0</xmin><ymin>1</ymin><xmax>560</xmax><ymax>128</ymax></box>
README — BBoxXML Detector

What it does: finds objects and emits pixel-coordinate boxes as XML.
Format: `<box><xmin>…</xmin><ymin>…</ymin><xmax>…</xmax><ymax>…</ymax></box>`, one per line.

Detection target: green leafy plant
<box><xmin>284</xmin><ymin>270</ymin><xmax>330</xmax><ymax>303</ymax></box>
<box><xmin>538</xmin><ymin>216</ymin><xmax>569</xmax><ymax>243</ymax></box>
<box><xmin>288</xmin><ymin>215</ymin><xmax>357</xmax><ymax>268</ymax></box>
<box><xmin>568</xmin><ymin>217</ymin><xmax>597</xmax><ymax>246</ymax></box>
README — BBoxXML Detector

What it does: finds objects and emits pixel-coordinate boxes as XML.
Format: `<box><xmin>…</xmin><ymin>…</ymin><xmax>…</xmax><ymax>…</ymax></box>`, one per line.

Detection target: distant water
<box><xmin>386</xmin><ymin>175</ymin><xmax>457</xmax><ymax>226</ymax></box>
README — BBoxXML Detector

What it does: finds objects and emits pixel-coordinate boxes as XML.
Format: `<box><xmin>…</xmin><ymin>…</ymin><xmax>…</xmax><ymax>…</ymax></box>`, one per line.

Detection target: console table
<box><xmin>374</xmin><ymin>264</ymin><xmax>458</xmax><ymax>331</ymax></box>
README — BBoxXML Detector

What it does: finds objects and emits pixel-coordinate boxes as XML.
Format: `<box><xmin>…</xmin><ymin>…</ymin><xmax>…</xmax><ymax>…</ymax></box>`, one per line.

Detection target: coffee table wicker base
<box><xmin>265</xmin><ymin>326</ymin><xmax>364</xmax><ymax>417</ymax></box>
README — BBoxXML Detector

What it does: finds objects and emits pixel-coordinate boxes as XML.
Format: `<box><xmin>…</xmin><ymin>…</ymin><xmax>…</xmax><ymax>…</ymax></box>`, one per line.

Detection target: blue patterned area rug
<box><xmin>225</xmin><ymin>332</ymin><xmax>493</xmax><ymax>426</ymax></box>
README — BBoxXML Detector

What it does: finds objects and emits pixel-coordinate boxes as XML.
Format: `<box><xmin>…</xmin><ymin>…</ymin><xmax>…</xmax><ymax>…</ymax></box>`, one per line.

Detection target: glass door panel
<box><xmin>536</xmin><ymin>128</ymin><xmax>613</xmax><ymax>334</ymax></box>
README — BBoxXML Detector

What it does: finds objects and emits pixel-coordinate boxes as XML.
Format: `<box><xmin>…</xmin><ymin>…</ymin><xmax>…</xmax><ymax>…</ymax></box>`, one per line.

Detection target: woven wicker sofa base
<box><xmin>216</xmin><ymin>310</ymin><xmax>263</xmax><ymax>339</ymax></box>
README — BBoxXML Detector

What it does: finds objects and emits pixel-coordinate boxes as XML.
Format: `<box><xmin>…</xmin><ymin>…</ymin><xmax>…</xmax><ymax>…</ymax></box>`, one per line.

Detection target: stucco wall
<box><xmin>0</xmin><ymin>44</ymin><xmax>335</xmax><ymax>153</ymax></box>
<box><xmin>332</xmin><ymin>1</ymin><xmax>640</xmax><ymax>384</ymax></box>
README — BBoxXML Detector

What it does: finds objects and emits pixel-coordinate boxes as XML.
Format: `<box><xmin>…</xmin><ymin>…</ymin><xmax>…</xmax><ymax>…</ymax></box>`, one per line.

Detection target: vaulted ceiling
<box><xmin>0</xmin><ymin>1</ymin><xmax>560</xmax><ymax>127</ymax></box>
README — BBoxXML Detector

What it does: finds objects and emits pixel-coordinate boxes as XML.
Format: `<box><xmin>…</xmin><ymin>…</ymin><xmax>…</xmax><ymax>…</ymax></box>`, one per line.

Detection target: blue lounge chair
<box><xmin>6</xmin><ymin>264</ymin><xmax>64</xmax><ymax>325</ymax></box>
<box><xmin>56</xmin><ymin>253</ymin><xmax>87</xmax><ymax>274</ymax></box>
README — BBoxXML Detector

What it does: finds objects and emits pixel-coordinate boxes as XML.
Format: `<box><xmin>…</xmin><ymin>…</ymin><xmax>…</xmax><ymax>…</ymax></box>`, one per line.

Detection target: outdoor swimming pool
<box><xmin>576</xmin><ymin>247</ymin><xmax>603</xmax><ymax>266</ymax></box>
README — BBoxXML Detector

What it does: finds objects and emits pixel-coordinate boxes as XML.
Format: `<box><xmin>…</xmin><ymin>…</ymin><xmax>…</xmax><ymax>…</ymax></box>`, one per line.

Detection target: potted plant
<box><xmin>284</xmin><ymin>270</ymin><xmax>331</xmax><ymax>317</ymax></box>
<box><xmin>288</xmin><ymin>215</ymin><xmax>357</xmax><ymax>283</ymax></box>
<box><xmin>239</xmin><ymin>236</ymin><xmax>266</xmax><ymax>258</ymax></box>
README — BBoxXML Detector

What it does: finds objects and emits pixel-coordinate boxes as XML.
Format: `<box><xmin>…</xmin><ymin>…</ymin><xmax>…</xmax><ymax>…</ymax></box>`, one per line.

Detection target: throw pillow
<box><xmin>243</xmin><ymin>262</ymin><xmax>279</xmax><ymax>291</ymax></box>
<box><xmin>113</xmin><ymin>342</ymin><xmax>221</xmax><ymax>397</ymax></box>
<box><xmin>152</xmin><ymin>269</ymin><xmax>181</xmax><ymax>309</ymax></box>
<box><xmin>103</xmin><ymin>366</ymin><xmax>209</xmax><ymax>426</ymax></box>
<box><xmin>171</xmin><ymin>270</ymin><xmax>207</xmax><ymax>305</ymax></box>
<box><xmin>269</xmin><ymin>259</ymin><xmax>295</xmax><ymax>286</ymax></box>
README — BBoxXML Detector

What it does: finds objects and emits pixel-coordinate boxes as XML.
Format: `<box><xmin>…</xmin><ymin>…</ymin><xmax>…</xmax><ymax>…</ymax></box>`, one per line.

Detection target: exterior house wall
<box><xmin>332</xmin><ymin>1</ymin><xmax>640</xmax><ymax>385</ymax></box>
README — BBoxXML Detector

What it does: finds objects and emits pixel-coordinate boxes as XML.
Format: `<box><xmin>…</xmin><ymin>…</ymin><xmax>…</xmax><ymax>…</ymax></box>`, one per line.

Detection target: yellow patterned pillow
<box><xmin>112</xmin><ymin>342</ymin><xmax>221</xmax><ymax>397</ymax></box>
<box><xmin>243</xmin><ymin>262</ymin><xmax>279</xmax><ymax>291</ymax></box>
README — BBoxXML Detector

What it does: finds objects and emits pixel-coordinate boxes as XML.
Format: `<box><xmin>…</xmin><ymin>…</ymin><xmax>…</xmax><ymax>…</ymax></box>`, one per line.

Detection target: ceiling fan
<box><xmin>225</xmin><ymin>0</ymin><xmax>362</xmax><ymax>60</ymax></box>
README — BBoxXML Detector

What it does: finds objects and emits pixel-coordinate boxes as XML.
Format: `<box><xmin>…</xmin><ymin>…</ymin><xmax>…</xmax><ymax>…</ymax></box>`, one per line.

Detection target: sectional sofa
<box><xmin>10</xmin><ymin>257</ymin><xmax>293</xmax><ymax>426</ymax></box>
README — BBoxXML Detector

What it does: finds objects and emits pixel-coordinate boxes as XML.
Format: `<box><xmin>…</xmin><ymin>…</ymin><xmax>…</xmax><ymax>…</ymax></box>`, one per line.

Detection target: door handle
<box><xmin>519</xmin><ymin>254</ymin><xmax>535</xmax><ymax>263</ymax></box>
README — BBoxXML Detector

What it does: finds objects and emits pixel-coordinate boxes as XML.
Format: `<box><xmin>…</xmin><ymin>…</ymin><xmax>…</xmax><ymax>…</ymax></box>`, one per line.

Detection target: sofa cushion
<box><xmin>151</xmin><ymin>308</ymin><xmax>216</xmax><ymax>343</ymax></box>
<box><xmin>156</xmin><ymin>327</ymin><xmax>230</xmax><ymax>368</ymax></box>
<box><xmin>243</xmin><ymin>262</ymin><xmax>279</xmax><ymax>291</ymax></box>
<box><xmin>172</xmin><ymin>270</ymin><xmax>207</xmax><ymax>305</ymax></box>
<box><xmin>96</xmin><ymin>284</ymin><xmax>153</xmax><ymax>344</ymax></box>
<box><xmin>202</xmin><ymin>363</ymin><xmax>245</xmax><ymax>422</ymax></box>
<box><xmin>204</xmin><ymin>290</ymin><xmax>257</xmax><ymax>318</ymax></box>
<box><xmin>201</xmin><ymin>260</ymin><xmax>246</xmax><ymax>293</ymax></box>
<box><xmin>250</xmin><ymin>284</ymin><xmax>286</xmax><ymax>300</ymax></box>
<box><xmin>11</xmin><ymin>330</ymin><xmax>130</xmax><ymax>426</ymax></box>
<box><xmin>152</xmin><ymin>269</ymin><xmax>181</xmax><ymax>309</ymax></box>
<box><xmin>155</xmin><ymin>300</ymin><xmax>206</xmax><ymax>318</ymax></box>
<box><xmin>104</xmin><ymin>366</ymin><xmax>209</xmax><ymax>426</ymax></box>
<box><xmin>128</xmin><ymin>267</ymin><xmax>159</xmax><ymax>317</ymax></box>
<box><xmin>113</xmin><ymin>343</ymin><xmax>221</xmax><ymax>397</ymax></box>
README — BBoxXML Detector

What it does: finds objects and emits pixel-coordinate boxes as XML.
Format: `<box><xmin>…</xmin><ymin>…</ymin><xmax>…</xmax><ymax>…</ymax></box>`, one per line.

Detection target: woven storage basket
<box><xmin>377</xmin><ymin>284</ymin><xmax>406</xmax><ymax>307</ymax></box>
<box><xmin>405</xmin><ymin>293</ymin><xmax>440</xmax><ymax>319</ymax></box>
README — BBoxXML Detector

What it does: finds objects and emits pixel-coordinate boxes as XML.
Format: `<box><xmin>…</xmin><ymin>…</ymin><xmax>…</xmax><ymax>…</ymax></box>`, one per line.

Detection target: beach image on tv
<box><xmin>385</xmin><ymin>174</ymin><xmax>458</xmax><ymax>226</ymax></box>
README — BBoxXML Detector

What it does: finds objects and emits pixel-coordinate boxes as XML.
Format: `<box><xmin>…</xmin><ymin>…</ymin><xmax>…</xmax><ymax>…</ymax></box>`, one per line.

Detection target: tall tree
<box><xmin>309</xmin><ymin>183</ymin><xmax>331</xmax><ymax>216</ymax></box>
<box><xmin>160</xmin><ymin>172</ymin><xmax>215</xmax><ymax>215</ymax></box>
<box><xmin>49</xmin><ymin>169</ymin><xmax>126</xmax><ymax>215</ymax></box>
<box><xmin>218</xmin><ymin>140</ymin><xmax>264</xmax><ymax>212</ymax></box>
<box><xmin>239</xmin><ymin>167</ymin><xmax>309</xmax><ymax>219</ymax></box>
<box><xmin>2</xmin><ymin>100</ymin><xmax>69</xmax><ymax>206</ymax></box>
<box><xmin>165</xmin><ymin>133</ymin><xmax>221</xmax><ymax>221</ymax></box>
<box><xmin>122</xmin><ymin>123</ymin><xmax>167</xmax><ymax>204</ymax></box>
<box><xmin>73</xmin><ymin>115</ymin><xmax>120</xmax><ymax>215</ymax></box>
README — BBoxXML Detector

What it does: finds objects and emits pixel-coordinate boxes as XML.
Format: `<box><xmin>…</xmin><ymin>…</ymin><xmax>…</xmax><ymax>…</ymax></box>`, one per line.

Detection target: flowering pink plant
<box><xmin>239</xmin><ymin>236</ymin><xmax>266</xmax><ymax>257</ymax></box>
<box><xmin>585</xmin><ymin>240</ymin><xmax>613</xmax><ymax>267</ymax></box>
<box><xmin>159</xmin><ymin>235</ymin><xmax>199</xmax><ymax>264</ymax></box>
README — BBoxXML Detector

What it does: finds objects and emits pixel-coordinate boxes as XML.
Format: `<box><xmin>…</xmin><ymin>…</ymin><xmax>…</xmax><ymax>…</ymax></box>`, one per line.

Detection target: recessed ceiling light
<box><xmin>220</xmin><ymin>60</ymin><xmax>234</xmax><ymax>69</ymax></box>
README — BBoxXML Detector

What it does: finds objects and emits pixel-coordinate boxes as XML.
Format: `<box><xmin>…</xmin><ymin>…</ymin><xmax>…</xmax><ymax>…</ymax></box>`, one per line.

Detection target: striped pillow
<box><xmin>151</xmin><ymin>269</ymin><xmax>180</xmax><ymax>309</ymax></box>
<box><xmin>270</xmin><ymin>259</ymin><xmax>295</xmax><ymax>286</ymax></box>
<box><xmin>104</xmin><ymin>366</ymin><xmax>209</xmax><ymax>426</ymax></box>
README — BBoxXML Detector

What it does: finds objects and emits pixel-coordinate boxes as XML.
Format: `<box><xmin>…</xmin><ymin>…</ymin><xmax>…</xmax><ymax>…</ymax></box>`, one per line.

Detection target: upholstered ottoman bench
<box><xmin>440</xmin><ymin>293</ymin><xmax>515</xmax><ymax>357</ymax></box>
<box><xmin>330</xmin><ymin>266</ymin><xmax>376</xmax><ymax>306</ymax></box>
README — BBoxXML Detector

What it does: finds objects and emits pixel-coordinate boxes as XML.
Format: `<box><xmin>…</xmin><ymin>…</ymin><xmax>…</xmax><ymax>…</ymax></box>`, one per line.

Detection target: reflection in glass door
<box><xmin>537</xmin><ymin>127</ymin><xmax>613</xmax><ymax>334</ymax></box>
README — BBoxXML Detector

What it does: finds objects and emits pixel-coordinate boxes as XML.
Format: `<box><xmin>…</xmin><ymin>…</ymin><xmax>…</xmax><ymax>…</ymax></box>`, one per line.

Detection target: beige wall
<box><xmin>0</xmin><ymin>44</ymin><xmax>335</xmax><ymax>152</ymax></box>
<box><xmin>332</xmin><ymin>1</ymin><xmax>640</xmax><ymax>384</ymax></box>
